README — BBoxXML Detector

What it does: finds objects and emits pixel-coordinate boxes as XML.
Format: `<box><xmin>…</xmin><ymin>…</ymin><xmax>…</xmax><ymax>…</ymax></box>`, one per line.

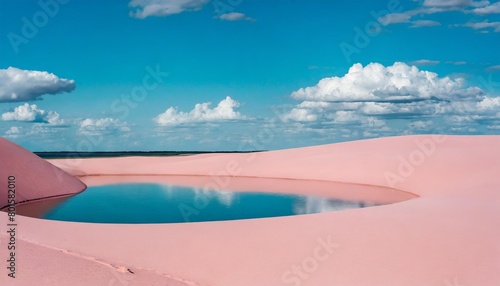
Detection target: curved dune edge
<box><xmin>1</xmin><ymin>135</ymin><xmax>499</xmax><ymax>286</ymax></box>
<box><xmin>0</xmin><ymin>137</ymin><xmax>86</xmax><ymax>209</ymax></box>
<box><xmin>78</xmin><ymin>175</ymin><xmax>418</xmax><ymax>204</ymax></box>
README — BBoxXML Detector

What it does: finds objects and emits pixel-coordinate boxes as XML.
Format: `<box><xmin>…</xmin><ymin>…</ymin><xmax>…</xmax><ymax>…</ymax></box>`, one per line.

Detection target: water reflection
<box><xmin>294</xmin><ymin>196</ymin><xmax>379</xmax><ymax>215</ymax></box>
<box><xmin>14</xmin><ymin>183</ymin><xmax>385</xmax><ymax>224</ymax></box>
<box><xmin>161</xmin><ymin>184</ymin><xmax>236</xmax><ymax>207</ymax></box>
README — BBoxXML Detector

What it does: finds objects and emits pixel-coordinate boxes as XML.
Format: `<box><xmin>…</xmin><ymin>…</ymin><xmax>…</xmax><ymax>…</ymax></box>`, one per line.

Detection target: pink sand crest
<box><xmin>0</xmin><ymin>137</ymin><xmax>86</xmax><ymax>209</ymax></box>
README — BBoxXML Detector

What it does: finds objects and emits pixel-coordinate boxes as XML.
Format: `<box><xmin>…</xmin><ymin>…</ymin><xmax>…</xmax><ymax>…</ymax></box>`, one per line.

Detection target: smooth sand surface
<box><xmin>1</xmin><ymin>135</ymin><xmax>499</xmax><ymax>286</ymax></box>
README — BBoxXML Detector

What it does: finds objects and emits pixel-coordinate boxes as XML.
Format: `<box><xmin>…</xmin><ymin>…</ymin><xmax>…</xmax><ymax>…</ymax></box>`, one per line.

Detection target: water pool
<box><xmin>14</xmin><ymin>181</ymin><xmax>390</xmax><ymax>223</ymax></box>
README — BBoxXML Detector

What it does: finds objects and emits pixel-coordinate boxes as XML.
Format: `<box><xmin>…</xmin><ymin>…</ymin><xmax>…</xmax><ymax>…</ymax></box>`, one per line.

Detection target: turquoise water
<box><xmin>22</xmin><ymin>183</ymin><xmax>378</xmax><ymax>223</ymax></box>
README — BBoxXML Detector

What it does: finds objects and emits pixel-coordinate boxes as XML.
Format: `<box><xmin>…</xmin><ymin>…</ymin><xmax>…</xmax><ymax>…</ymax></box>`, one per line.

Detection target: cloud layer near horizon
<box><xmin>79</xmin><ymin>117</ymin><xmax>130</xmax><ymax>136</ymax></box>
<box><xmin>0</xmin><ymin>67</ymin><xmax>75</xmax><ymax>102</ymax></box>
<box><xmin>284</xmin><ymin>62</ymin><xmax>499</xmax><ymax>134</ymax></box>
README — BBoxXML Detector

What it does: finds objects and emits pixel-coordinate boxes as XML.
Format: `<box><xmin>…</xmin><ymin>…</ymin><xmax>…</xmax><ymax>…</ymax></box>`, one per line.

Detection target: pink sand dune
<box><xmin>1</xmin><ymin>135</ymin><xmax>499</xmax><ymax>286</ymax></box>
<box><xmin>0</xmin><ymin>138</ymin><xmax>86</xmax><ymax>209</ymax></box>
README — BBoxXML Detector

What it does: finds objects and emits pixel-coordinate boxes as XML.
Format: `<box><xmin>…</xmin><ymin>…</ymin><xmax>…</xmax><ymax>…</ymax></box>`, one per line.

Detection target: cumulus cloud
<box><xmin>1</xmin><ymin>103</ymin><xmax>64</xmax><ymax>125</ymax></box>
<box><xmin>328</xmin><ymin>111</ymin><xmax>361</xmax><ymax>123</ymax></box>
<box><xmin>154</xmin><ymin>96</ymin><xmax>246</xmax><ymax>126</ymax></box>
<box><xmin>291</xmin><ymin>62</ymin><xmax>482</xmax><ymax>103</ymax></box>
<box><xmin>79</xmin><ymin>118</ymin><xmax>130</xmax><ymax>135</ymax></box>
<box><xmin>477</xmin><ymin>96</ymin><xmax>500</xmax><ymax>109</ymax></box>
<box><xmin>0</xmin><ymin>67</ymin><xmax>75</xmax><ymax>102</ymax></box>
<box><xmin>4</xmin><ymin>126</ymin><xmax>22</xmax><ymax>138</ymax></box>
<box><xmin>216</xmin><ymin>12</ymin><xmax>255</xmax><ymax>21</ymax></box>
<box><xmin>279</xmin><ymin>101</ymin><xmax>333</xmax><ymax>122</ymax></box>
<box><xmin>281</xmin><ymin>107</ymin><xmax>318</xmax><ymax>122</ymax></box>
<box><xmin>280</xmin><ymin>62</ymin><xmax>499</xmax><ymax>138</ymax></box>
<box><xmin>472</xmin><ymin>1</ymin><xmax>500</xmax><ymax>14</ymax></box>
<box><xmin>128</xmin><ymin>0</ymin><xmax>210</xmax><ymax>18</ymax></box>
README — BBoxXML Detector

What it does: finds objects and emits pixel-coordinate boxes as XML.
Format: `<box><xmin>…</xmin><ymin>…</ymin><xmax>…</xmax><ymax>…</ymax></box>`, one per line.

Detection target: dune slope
<box><xmin>0</xmin><ymin>137</ymin><xmax>86</xmax><ymax>209</ymax></box>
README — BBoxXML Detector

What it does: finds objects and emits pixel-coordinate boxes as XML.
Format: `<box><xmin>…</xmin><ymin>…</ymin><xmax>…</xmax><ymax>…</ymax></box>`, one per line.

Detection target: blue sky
<box><xmin>0</xmin><ymin>0</ymin><xmax>499</xmax><ymax>151</ymax></box>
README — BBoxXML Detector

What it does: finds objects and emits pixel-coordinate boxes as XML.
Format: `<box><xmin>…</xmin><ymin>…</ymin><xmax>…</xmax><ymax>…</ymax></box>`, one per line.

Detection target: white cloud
<box><xmin>360</xmin><ymin>102</ymin><xmax>395</xmax><ymax>115</ymax></box>
<box><xmin>4</xmin><ymin>122</ymin><xmax>71</xmax><ymax>139</ymax></box>
<box><xmin>410</xmin><ymin>20</ymin><xmax>441</xmax><ymax>28</ymax></box>
<box><xmin>0</xmin><ymin>67</ymin><xmax>75</xmax><ymax>102</ymax></box>
<box><xmin>329</xmin><ymin>111</ymin><xmax>361</xmax><ymax>123</ymax></box>
<box><xmin>409</xmin><ymin>59</ymin><xmax>440</xmax><ymax>66</ymax></box>
<box><xmin>4</xmin><ymin>123</ymin><xmax>70</xmax><ymax>139</ymax></box>
<box><xmin>472</xmin><ymin>1</ymin><xmax>500</xmax><ymax>14</ymax></box>
<box><xmin>378</xmin><ymin>13</ymin><xmax>411</xmax><ymax>25</ymax></box>
<box><xmin>6</xmin><ymin>126</ymin><xmax>21</xmax><ymax>134</ymax></box>
<box><xmin>470</xmin><ymin>1</ymin><xmax>491</xmax><ymax>8</ymax></box>
<box><xmin>79</xmin><ymin>118</ymin><xmax>130</xmax><ymax>135</ymax></box>
<box><xmin>4</xmin><ymin>126</ymin><xmax>22</xmax><ymax>138</ymax></box>
<box><xmin>1</xmin><ymin>103</ymin><xmax>64</xmax><ymax>125</ymax></box>
<box><xmin>216</xmin><ymin>12</ymin><xmax>255</xmax><ymax>21</ymax></box>
<box><xmin>408</xmin><ymin>120</ymin><xmax>433</xmax><ymax>130</ymax></box>
<box><xmin>365</xmin><ymin>117</ymin><xmax>388</xmax><ymax>129</ymax></box>
<box><xmin>477</xmin><ymin>96</ymin><xmax>500</xmax><ymax>110</ymax></box>
<box><xmin>296</xmin><ymin>101</ymin><xmax>333</xmax><ymax>109</ymax></box>
<box><xmin>291</xmin><ymin>62</ymin><xmax>482</xmax><ymax>102</ymax></box>
<box><xmin>380</xmin><ymin>0</ymin><xmax>492</xmax><ymax>28</ymax></box>
<box><xmin>129</xmin><ymin>0</ymin><xmax>210</xmax><ymax>19</ymax></box>
<box><xmin>446</xmin><ymin>61</ymin><xmax>467</xmax><ymax>65</ymax></box>
<box><xmin>281</xmin><ymin>62</ymin><xmax>499</xmax><ymax>137</ymax></box>
<box><xmin>154</xmin><ymin>96</ymin><xmax>246</xmax><ymax>126</ymax></box>
<box><xmin>423</xmin><ymin>0</ymin><xmax>475</xmax><ymax>8</ymax></box>
<box><xmin>463</xmin><ymin>20</ymin><xmax>500</xmax><ymax>32</ymax></box>
<box><xmin>356</xmin><ymin>101</ymin><xmax>437</xmax><ymax>116</ymax></box>
<box><xmin>281</xmin><ymin>107</ymin><xmax>318</xmax><ymax>122</ymax></box>
<box><xmin>486</xmin><ymin>65</ymin><xmax>500</xmax><ymax>72</ymax></box>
